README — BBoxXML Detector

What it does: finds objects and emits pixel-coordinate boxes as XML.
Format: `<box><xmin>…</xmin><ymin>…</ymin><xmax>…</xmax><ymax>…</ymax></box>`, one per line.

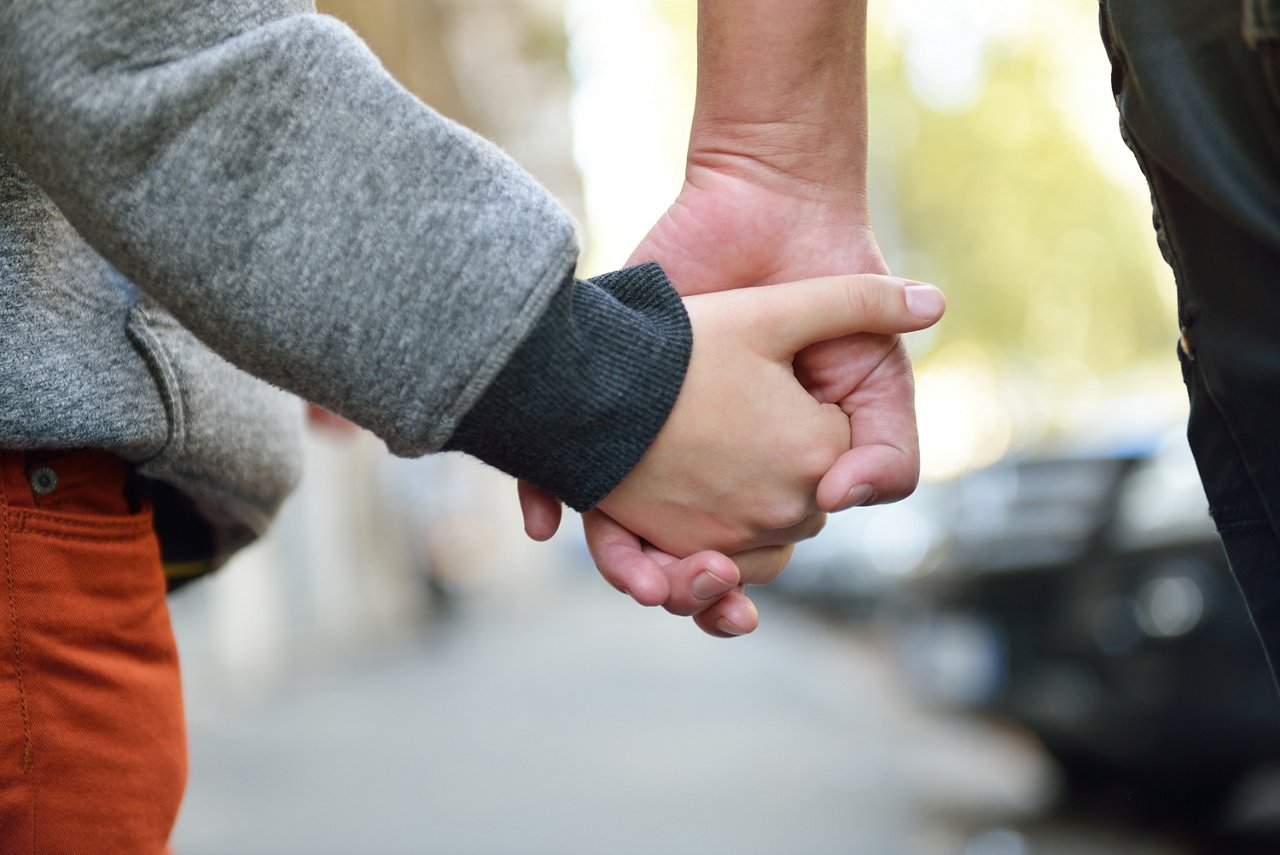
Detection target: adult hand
<box><xmin>645</xmin><ymin>159</ymin><xmax>922</xmax><ymax>511</ymax></box>
<box><xmin>580</xmin><ymin>509</ymin><xmax>791</xmax><ymax>637</ymax></box>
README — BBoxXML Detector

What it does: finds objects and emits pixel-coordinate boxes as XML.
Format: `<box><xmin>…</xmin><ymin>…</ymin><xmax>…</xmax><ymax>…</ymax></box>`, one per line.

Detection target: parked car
<box><xmin>763</xmin><ymin>485</ymin><xmax>949</xmax><ymax>618</ymax></box>
<box><xmin>892</xmin><ymin>432</ymin><xmax>1280</xmax><ymax>811</ymax></box>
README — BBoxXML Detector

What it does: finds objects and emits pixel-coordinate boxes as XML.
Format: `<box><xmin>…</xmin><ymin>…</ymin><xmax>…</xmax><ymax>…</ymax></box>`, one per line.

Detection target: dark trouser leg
<box><xmin>1101</xmin><ymin>0</ymin><xmax>1280</xmax><ymax>676</ymax></box>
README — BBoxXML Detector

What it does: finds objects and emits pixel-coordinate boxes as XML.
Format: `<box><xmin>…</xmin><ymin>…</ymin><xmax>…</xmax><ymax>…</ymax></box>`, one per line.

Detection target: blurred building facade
<box><xmin>323</xmin><ymin>0</ymin><xmax>582</xmax><ymax>219</ymax></box>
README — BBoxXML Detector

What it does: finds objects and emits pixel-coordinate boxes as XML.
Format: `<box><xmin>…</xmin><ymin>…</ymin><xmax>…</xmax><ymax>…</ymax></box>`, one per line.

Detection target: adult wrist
<box><xmin>690</xmin><ymin>0</ymin><xmax>869</xmax><ymax>204</ymax></box>
<box><xmin>682</xmin><ymin>141</ymin><xmax>871</xmax><ymax>222</ymax></box>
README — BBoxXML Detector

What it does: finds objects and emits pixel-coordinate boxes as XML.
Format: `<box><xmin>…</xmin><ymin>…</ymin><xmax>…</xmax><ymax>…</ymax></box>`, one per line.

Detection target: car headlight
<box><xmin>1135</xmin><ymin>573</ymin><xmax>1205</xmax><ymax>639</ymax></box>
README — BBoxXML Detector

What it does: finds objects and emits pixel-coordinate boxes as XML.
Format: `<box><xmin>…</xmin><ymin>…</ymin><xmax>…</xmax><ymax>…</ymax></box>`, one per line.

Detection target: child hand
<box><xmin>597</xmin><ymin>274</ymin><xmax>944</xmax><ymax>557</ymax></box>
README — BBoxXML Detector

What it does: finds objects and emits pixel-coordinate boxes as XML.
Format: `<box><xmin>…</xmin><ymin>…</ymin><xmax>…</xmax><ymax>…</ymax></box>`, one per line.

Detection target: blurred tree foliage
<box><xmin>318</xmin><ymin>0</ymin><xmax>465</xmax><ymax>119</ymax></box>
<box><xmin>871</xmin><ymin>43</ymin><xmax>1173</xmax><ymax>385</ymax></box>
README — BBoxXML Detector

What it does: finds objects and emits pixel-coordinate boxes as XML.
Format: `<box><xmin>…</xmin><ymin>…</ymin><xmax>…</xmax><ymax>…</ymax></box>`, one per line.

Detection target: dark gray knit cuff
<box><xmin>443</xmin><ymin>262</ymin><xmax>691</xmax><ymax>511</ymax></box>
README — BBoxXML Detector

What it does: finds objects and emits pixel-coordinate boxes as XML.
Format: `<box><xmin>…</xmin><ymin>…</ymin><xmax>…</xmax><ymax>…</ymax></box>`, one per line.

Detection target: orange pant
<box><xmin>0</xmin><ymin>450</ymin><xmax>185</xmax><ymax>854</ymax></box>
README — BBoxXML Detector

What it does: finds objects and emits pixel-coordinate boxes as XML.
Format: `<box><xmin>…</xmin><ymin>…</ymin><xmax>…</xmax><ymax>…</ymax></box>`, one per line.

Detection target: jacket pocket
<box><xmin>124</xmin><ymin>299</ymin><xmax>188</xmax><ymax>465</ymax></box>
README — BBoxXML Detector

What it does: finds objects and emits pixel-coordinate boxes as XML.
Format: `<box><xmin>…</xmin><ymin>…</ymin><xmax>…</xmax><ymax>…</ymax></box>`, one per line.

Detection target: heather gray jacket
<box><xmin>0</xmin><ymin>1</ymin><xmax>689</xmax><ymax>563</ymax></box>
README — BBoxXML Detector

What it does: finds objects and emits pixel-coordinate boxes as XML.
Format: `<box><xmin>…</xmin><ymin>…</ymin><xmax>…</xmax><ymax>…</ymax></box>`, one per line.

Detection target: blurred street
<box><xmin>170</xmin><ymin>560</ymin><xmax>1196</xmax><ymax>855</ymax></box>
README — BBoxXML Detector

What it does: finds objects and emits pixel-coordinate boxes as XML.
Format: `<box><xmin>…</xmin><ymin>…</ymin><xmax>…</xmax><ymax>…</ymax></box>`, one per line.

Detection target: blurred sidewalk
<box><xmin>170</xmin><ymin>565</ymin><xmax>1187</xmax><ymax>855</ymax></box>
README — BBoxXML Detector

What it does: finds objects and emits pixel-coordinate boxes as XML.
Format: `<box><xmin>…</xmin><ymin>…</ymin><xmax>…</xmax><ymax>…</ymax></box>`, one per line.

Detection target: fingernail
<box><xmin>715</xmin><ymin>618</ymin><xmax>748</xmax><ymax>637</ymax></box>
<box><xmin>840</xmin><ymin>483</ymin><xmax>876</xmax><ymax>510</ymax></box>
<box><xmin>692</xmin><ymin>570</ymin><xmax>734</xmax><ymax>601</ymax></box>
<box><xmin>905</xmin><ymin>285</ymin><xmax>945</xmax><ymax>319</ymax></box>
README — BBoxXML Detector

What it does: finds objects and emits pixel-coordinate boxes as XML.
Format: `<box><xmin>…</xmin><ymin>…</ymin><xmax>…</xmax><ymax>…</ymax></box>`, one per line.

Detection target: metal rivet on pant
<box><xmin>1178</xmin><ymin>326</ymin><xmax>1196</xmax><ymax>361</ymax></box>
<box><xmin>29</xmin><ymin>466</ymin><xmax>58</xmax><ymax>496</ymax></box>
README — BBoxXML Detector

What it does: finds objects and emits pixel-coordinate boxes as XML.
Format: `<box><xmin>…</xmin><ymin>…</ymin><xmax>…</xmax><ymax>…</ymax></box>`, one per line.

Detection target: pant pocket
<box><xmin>0</xmin><ymin>499</ymin><xmax>186</xmax><ymax>855</ymax></box>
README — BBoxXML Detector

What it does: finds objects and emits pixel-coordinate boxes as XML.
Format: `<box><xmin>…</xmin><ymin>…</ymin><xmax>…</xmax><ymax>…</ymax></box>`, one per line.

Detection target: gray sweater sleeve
<box><xmin>0</xmin><ymin>0</ymin><xmax>587</xmax><ymax>456</ymax></box>
<box><xmin>0</xmin><ymin>1</ymin><xmax>694</xmax><ymax>506</ymax></box>
<box><xmin>446</xmin><ymin>263</ymin><xmax>691</xmax><ymax>511</ymax></box>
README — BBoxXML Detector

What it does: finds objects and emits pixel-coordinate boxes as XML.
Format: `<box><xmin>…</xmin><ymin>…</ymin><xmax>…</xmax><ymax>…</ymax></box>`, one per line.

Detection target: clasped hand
<box><xmin>598</xmin><ymin>274</ymin><xmax>942</xmax><ymax>559</ymax></box>
<box><xmin>521</xmin><ymin>271</ymin><xmax>943</xmax><ymax>635</ymax></box>
<box><xmin>516</xmin><ymin>144</ymin><xmax>947</xmax><ymax>636</ymax></box>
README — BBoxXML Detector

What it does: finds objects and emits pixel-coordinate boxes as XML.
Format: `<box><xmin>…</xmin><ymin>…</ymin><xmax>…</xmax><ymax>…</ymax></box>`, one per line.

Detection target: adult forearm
<box><xmin>692</xmin><ymin>0</ymin><xmax>869</xmax><ymax>210</ymax></box>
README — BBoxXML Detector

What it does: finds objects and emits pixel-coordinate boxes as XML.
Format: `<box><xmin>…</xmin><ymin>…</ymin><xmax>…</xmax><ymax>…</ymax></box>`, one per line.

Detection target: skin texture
<box><xmin>523</xmin><ymin>0</ymin><xmax>923</xmax><ymax>637</ymax></box>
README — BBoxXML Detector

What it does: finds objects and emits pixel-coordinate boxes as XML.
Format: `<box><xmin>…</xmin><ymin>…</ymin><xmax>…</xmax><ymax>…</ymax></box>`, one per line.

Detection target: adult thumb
<box><xmin>745</xmin><ymin>275</ymin><xmax>945</xmax><ymax>356</ymax></box>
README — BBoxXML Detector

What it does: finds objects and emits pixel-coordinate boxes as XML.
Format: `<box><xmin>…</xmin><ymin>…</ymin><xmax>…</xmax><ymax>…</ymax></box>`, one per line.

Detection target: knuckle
<box><xmin>800</xmin><ymin>513</ymin><xmax>828</xmax><ymax>541</ymax></box>
<box><xmin>757</xmin><ymin>495</ymin><xmax>814</xmax><ymax>532</ymax></box>
<box><xmin>796</xmin><ymin>440</ymin><xmax>843</xmax><ymax>482</ymax></box>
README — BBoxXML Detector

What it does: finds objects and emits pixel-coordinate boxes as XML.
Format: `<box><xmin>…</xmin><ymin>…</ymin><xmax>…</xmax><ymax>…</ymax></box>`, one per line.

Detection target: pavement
<box><xmin>169</xmin><ymin>567</ymin><xmax>1194</xmax><ymax>855</ymax></box>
